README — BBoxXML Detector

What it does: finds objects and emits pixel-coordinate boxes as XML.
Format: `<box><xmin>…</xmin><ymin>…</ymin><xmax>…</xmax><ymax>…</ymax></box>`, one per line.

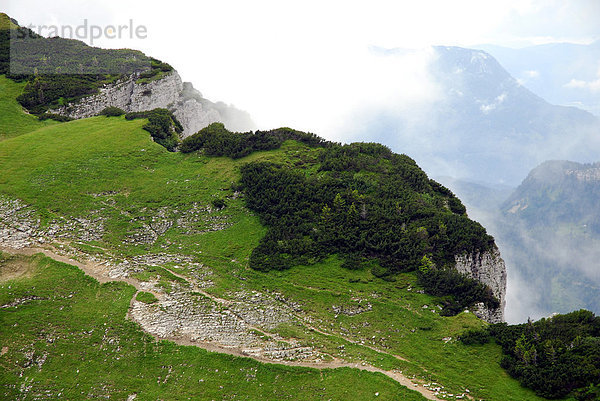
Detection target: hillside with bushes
<box><xmin>0</xmin><ymin>13</ymin><xmax>171</xmax><ymax>115</ymax></box>
<box><xmin>1</xmin><ymin>11</ymin><xmax>598</xmax><ymax>401</ymax></box>
<box><xmin>0</xmin><ymin>80</ymin><xmax>548</xmax><ymax>400</ymax></box>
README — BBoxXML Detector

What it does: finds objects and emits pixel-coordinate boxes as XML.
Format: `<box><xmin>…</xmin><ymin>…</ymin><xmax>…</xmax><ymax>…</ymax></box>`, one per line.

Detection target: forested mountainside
<box><xmin>499</xmin><ymin>161</ymin><xmax>600</xmax><ymax>315</ymax></box>
<box><xmin>439</xmin><ymin>159</ymin><xmax>600</xmax><ymax>327</ymax></box>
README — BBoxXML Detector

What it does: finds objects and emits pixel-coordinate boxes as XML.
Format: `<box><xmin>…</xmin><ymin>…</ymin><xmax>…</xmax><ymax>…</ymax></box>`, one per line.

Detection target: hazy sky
<box><xmin>4</xmin><ymin>0</ymin><xmax>600</xmax><ymax>135</ymax></box>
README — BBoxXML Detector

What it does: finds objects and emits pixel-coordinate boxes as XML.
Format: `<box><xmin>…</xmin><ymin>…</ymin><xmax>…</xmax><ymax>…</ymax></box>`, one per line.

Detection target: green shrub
<box><xmin>125</xmin><ymin>108</ymin><xmax>181</xmax><ymax>151</ymax></box>
<box><xmin>575</xmin><ymin>384</ymin><xmax>600</xmax><ymax>401</ymax></box>
<box><xmin>37</xmin><ymin>113</ymin><xmax>74</xmax><ymax>122</ymax></box>
<box><xmin>136</xmin><ymin>291</ymin><xmax>158</xmax><ymax>304</ymax></box>
<box><xmin>211</xmin><ymin>198</ymin><xmax>227</xmax><ymax>210</ymax></box>
<box><xmin>98</xmin><ymin>107</ymin><xmax>126</xmax><ymax>117</ymax></box>
<box><xmin>341</xmin><ymin>254</ymin><xmax>365</xmax><ymax>270</ymax></box>
<box><xmin>459</xmin><ymin>328</ymin><xmax>491</xmax><ymax>345</ymax></box>
<box><xmin>417</xmin><ymin>267</ymin><xmax>499</xmax><ymax>315</ymax></box>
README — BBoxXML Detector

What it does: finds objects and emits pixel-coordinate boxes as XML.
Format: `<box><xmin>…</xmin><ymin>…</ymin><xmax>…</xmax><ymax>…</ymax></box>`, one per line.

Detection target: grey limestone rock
<box><xmin>454</xmin><ymin>247</ymin><xmax>507</xmax><ymax>323</ymax></box>
<box><xmin>55</xmin><ymin>71</ymin><xmax>255</xmax><ymax>138</ymax></box>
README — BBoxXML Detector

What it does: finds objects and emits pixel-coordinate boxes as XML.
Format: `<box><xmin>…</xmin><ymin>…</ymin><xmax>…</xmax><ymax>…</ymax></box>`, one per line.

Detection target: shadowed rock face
<box><xmin>455</xmin><ymin>248</ymin><xmax>507</xmax><ymax>323</ymax></box>
<box><xmin>56</xmin><ymin>71</ymin><xmax>255</xmax><ymax>138</ymax></box>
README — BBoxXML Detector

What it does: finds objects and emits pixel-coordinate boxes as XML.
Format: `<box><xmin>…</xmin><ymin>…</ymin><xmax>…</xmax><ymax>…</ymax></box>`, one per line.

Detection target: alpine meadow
<box><xmin>1</xmin><ymin>6</ymin><xmax>600</xmax><ymax>401</ymax></box>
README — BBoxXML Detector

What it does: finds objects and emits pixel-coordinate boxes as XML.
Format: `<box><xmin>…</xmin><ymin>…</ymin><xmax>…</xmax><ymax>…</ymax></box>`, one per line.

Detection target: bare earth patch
<box><xmin>0</xmin><ymin>255</ymin><xmax>36</xmax><ymax>282</ymax></box>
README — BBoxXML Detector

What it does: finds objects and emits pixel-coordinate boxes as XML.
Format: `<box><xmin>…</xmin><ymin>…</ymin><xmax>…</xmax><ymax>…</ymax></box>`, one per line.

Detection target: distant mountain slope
<box><xmin>435</xmin><ymin>176</ymin><xmax>514</xmax><ymax>212</ymax></box>
<box><xmin>478</xmin><ymin>42</ymin><xmax>600</xmax><ymax>116</ymax></box>
<box><xmin>438</xmin><ymin>161</ymin><xmax>600</xmax><ymax>323</ymax></box>
<box><xmin>503</xmin><ymin>160</ymin><xmax>600</xmax><ymax>230</ymax></box>
<box><xmin>357</xmin><ymin>46</ymin><xmax>600</xmax><ymax>186</ymax></box>
<box><xmin>497</xmin><ymin>161</ymin><xmax>600</xmax><ymax>318</ymax></box>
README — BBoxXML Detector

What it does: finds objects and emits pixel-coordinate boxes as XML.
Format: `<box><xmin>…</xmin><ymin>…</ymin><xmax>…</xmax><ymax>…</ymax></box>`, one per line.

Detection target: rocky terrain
<box><xmin>455</xmin><ymin>249</ymin><xmax>506</xmax><ymax>323</ymax></box>
<box><xmin>0</xmin><ymin>188</ymin><xmax>507</xmax><ymax>361</ymax></box>
<box><xmin>0</xmin><ymin>193</ymin><xmax>324</xmax><ymax>362</ymax></box>
<box><xmin>0</xmin><ymin>190</ymin><xmax>507</xmax><ymax>368</ymax></box>
<box><xmin>56</xmin><ymin>71</ymin><xmax>255</xmax><ymax>137</ymax></box>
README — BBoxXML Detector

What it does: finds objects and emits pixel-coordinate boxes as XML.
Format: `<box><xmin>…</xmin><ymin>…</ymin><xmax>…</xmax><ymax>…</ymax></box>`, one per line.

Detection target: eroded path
<box><xmin>0</xmin><ymin>245</ymin><xmax>441</xmax><ymax>400</ymax></box>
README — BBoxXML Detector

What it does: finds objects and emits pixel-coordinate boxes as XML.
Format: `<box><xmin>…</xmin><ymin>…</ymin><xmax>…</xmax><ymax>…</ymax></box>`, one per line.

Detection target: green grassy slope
<box><xmin>0</xmin><ymin>75</ymin><xmax>57</xmax><ymax>141</ymax></box>
<box><xmin>243</xmin><ymin>258</ymin><xmax>544</xmax><ymax>400</ymax></box>
<box><xmin>0</xmin><ymin>253</ymin><xmax>424</xmax><ymax>401</ymax></box>
<box><xmin>0</xmin><ymin>13</ymin><xmax>18</xmax><ymax>30</ymax></box>
<box><xmin>0</xmin><ymin>114</ymin><xmax>547</xmax><ymax>400</ymax></box>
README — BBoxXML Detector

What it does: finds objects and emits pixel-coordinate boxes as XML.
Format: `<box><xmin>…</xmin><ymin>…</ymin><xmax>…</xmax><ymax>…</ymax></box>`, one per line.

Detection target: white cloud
<box><xmin>564</xmin><ymin>66</ymin><xmax>600</xmax><ymax>92</ymax></box>
<box><xmin>516</xmin><ymin>70</ymin><xmax>540</xmax><ymax>87</ymax></box>
<box><xmin>524</xmin><ymin>70</ymin><xmax>540</xmax><ymax>78</ymax></box>
<box><xmin>564</xmin><ymin>78</ymin><xmax>600</xmax><ymax>92</ymax></box>
<box><xmin>479</xmin><ymin>92</ymin><xmax>508</xmax><ymax>114</ymax></box>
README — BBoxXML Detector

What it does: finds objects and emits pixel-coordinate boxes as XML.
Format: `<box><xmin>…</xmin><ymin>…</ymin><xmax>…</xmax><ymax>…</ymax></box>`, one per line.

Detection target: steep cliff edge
<box><xmin>0</xmin><ymin>15</ymin><xmax>254</xmax><ymax>136</ymax></box>
<box><xmin>55</xmin><ymin>71</ymin><xmax>255</xmax><ymax>137</ymax></box>
<box><xmin>455</xmin><ymin>248</ymin><xmax>506</xmax><ymax>323</ymax></box>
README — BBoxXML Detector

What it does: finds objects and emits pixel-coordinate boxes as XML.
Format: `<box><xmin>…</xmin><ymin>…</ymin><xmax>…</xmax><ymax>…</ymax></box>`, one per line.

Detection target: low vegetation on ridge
<box><xmin>2</xmin><ymin>13</ymin><xmax>597</xmax><ymax>398</ymax></box>
<box><xmin>182</xmin><ymin>123</ymin><xmax>498</xmax><ymax>316</ymax></box>
<box><xmin>0</xmin><ymin>16</ymin><xmax>172</xmax><ymax>115</ymax></box>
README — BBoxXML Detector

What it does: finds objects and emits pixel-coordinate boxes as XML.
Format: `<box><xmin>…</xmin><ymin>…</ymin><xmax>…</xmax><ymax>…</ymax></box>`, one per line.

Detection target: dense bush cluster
<box><xmin>418</xmin><ymin>266</ymin><xmax>499</xmax><ymax>315</ymax></box>
<box><xmin>491</xmin><ymin>310</ymin><xmax>600</xmax><ymax>399</ymax></box>
<box><xmin>211</xmin><ymin>198</ymin><xmax>227</xmax><ymax>210</ymax></box>
<box><xmin>235</xmin><ymin>138</ymin><xmax>496</xmax><ymax>313</ymax></box>
<box><xmin>37</xmin><ymin>113</ymin><xmax>74</xmax><ymax>122</ymax></box>
<box><xmin>0</xmin><ymin>21</ymin><xmax>172</xmax><ymax>115</ymax></box>
<box><xmin>181</xmin><ymin>123</ymin><xmax>329</xmax><ymax>157</ymax></box>
<box><xmin>125</xmin><ymin>109</ymin><xmax>182</xmax><ymax>151</ymax></box>
<box><xmin>98</xmin><ymin>106</ymin><xmax>126</xmax><ymax>117</ymax></box>
<box><xmin>458</xmin><ymin>327</ymin><xmax>491</xmax><ymax>345</ymax></box>
<box><xmin>461</xmin><ymin>310</ymin><xmax>600</xmax><ymax>399</ymax></box>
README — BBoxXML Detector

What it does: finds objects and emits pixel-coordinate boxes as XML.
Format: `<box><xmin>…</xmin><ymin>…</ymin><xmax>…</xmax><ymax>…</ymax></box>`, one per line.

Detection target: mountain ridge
<box><xmin>357</xmin><ymin>45</ymin><xmax>600</xmax><ymax>186</ymax></box>
<box><xmin>0</xmin><ymin>109</ymin><xmax>524</xmax><ymax>400</ymax></box>
<box><xmin>0</xmin><ymin>14</ymin><xmax>255</xmax><ymax>136</ymax></box>
<box><xmin>1</xmin><ymin>12</ymin><xmax>598</xmax><ymax>400</ymax></box>
<box><xmin>477</xmin><ymin>41</ymin><xmax>600</xmax><ymax>116</ymax></box>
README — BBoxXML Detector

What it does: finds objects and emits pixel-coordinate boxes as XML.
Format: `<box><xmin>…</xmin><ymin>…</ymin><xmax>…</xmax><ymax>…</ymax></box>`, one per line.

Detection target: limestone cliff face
<box><xmin>56</xmin><ymin>71</ymin><xmax>254</xmax><ymax>138</ymax></box>
<box><xmin>454</xmin><ymin>247</ymin><xmax>506</xmax><ymax>323</ymax></box>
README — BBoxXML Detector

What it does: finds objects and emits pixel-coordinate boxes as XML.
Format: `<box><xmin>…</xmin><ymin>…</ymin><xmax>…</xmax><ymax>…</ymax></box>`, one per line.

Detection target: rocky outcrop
<box><xmin>454</xmin><ymin>247</ymin><xmax>506</xmax><ymax>323</ymax></box>
<box><xmin>55</xmin><ymin>71</ymin><xmax>254</xmax><ymax>138</ymax></box>
<box><xmin>565</xmin><ymin>165</ymin><xmax>600</xmax><ymax>182</ymax></box>
<box><xmin>130</xmin><ymin>288</ymin><xmax>319</xmax><ymax>362</ymax></box>
<box><xmin>0</xmin><ymin>195</ymin><xmax>228</xmax><ymax>252</ymax></box>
